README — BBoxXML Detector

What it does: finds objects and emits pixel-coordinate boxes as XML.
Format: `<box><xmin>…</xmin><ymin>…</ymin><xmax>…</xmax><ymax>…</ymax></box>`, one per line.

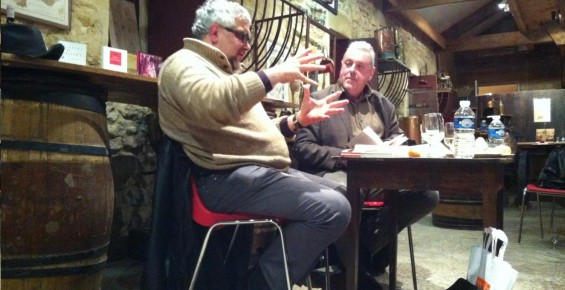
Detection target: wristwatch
<box><xmin>292</xmin><ymin>114</ymin><xmax>304</xmax><ymax>130</ymax></box>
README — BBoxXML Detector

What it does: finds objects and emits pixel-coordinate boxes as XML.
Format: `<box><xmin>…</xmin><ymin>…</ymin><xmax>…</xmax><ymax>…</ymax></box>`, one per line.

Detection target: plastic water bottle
<box><xmin>453</xmin><ymin>100</ymin><xmax>475</xmax><ymax>159</ymax></box>
<box><xmin>479</xmin><ymin>120</ymin><xmax>488</xmax><ymax>133</ymax></box>
<box><xmin>488</xmin><ymin>115</ymin><xmax>505</xmax><ymax>148</ymax></box>
<box><xmin>6</xmin><ymin>5</ymin><xmax>15</xmax><ymax>23</ymax></box>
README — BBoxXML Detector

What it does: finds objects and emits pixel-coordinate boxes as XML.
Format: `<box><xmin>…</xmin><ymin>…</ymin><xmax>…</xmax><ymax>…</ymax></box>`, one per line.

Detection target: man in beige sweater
<box><xmin>158</xmin><ymin>0</ymin><xmax>352</xmax><ymax>289</ymax></box>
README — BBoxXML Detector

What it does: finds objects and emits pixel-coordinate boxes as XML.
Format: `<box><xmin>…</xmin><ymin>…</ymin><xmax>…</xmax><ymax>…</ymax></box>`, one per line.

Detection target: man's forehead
<box><xmin>343</xmin><ymin>52</ymin><xmax>370</xmax><ymax>63</ymax></box>
<box><xmin>235</xmin><ymin>16</ymin><xmax>251</xmax><ymax>27</ymax></box>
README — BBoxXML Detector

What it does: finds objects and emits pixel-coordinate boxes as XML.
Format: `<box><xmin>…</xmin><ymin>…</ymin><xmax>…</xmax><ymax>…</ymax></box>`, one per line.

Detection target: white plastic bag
<box><xmin>467</xmin><ymin>227</ymin><xmax>518</xmax><ymax>290</ymax></box>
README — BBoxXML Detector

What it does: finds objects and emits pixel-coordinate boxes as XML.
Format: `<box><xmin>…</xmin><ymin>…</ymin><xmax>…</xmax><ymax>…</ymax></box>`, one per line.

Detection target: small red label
<box><xmin>476</xmin><ymin>277</ymin><xmax>491</xmax><ymax>290</ymax></box>
<box><xmin>109</xmin><ymin>51</ymin><xmax>122</xmax><ymax>65</ymax></box>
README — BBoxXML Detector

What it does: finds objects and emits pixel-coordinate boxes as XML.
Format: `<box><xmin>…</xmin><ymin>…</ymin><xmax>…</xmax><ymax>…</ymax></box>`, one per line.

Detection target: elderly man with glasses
<box><xmin>149</xmin><ymin>0</ymin><xmax>353</xmax><ymax>289</ymax></box>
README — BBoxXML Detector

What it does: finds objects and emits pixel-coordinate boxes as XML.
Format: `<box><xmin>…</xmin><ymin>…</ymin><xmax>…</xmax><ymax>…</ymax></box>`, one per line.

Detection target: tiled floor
<box><xmin>103</xmin><ymin>201</ymin><xmax>565</xmax><ymax>289</ymax></box>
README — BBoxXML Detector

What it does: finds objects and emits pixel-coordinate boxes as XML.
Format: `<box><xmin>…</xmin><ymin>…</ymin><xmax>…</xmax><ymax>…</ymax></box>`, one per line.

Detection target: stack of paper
<box><xmin>341</xmin><ymin>127</ymin><xmax>409</xmax><ymax>158</ymax></box>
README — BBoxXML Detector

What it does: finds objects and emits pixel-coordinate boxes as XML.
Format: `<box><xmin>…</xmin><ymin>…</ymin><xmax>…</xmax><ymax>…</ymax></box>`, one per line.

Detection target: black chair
<box><xmin>142</xmin><ymin>136</ymin><xmax>278</xmax><ymax>289</ymax></box>
<box><xmin>518</xmin><ymin>184</ymin><xmax>565</xmax><ymax>244</ymax></box>
<box><xmin>307</xmin><ymin>200</ymin><xmax>418</xmax><ymax>290</ymax></box>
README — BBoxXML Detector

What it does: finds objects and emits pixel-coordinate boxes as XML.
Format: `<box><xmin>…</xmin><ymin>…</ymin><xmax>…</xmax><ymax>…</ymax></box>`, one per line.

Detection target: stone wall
<box><xmin>248</xmin><ymin>0</ymin><xmax>438</xmax><ymax>116</ymax></box>
<box><xmin>3</xmin><ymin>0</ymin><xmax>436</xmax><ymax>260</ymax></box>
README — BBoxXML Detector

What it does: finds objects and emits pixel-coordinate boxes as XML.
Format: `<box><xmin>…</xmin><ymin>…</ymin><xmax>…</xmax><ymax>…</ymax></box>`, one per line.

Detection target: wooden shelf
<box><xmin>261</xmin><ymin>98</ymin><xmax>299</xmax><ymax>109</ymax></box>
<box><xmin>377</xmin><ymin>58</ymin><xmax>411</xmax><ymax>74</ymax></box>
<box><xmin>1</xmin><ymin>54</ymin><xmax>159</xmax><ymax>108</ymax></box>
<box><xmin>2</xmin><ymin>54</ymin><xmax>299</xmax><ymax>110</ymax></box>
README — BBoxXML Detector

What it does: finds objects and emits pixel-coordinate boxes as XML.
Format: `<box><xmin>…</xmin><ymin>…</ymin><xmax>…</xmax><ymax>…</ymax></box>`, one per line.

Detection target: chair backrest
<box><xmin>537</xmin><ymin>147</ymin><xmax>565</xmax><ymax>190</ymax></box>
<box><xmin>142</xmin><ymin>135</ymin><xmax>195</xmax><ymax>290</ymax></box>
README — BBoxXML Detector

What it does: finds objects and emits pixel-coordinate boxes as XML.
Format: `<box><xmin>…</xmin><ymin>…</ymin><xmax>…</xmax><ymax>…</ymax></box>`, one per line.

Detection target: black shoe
<box><xmin>358</xmin><ymin>269</ymin><xmax>384</xmax><ymax>290</ymax></box>
<box><xmin>370</xmin><ymin>245</ymin><xmax>389</xmax><ymax>277</ymax></box>
<box><xmin>246</xmin><ymin>265</ymin><xmax>271</xmax><ymax>290</ymax></box>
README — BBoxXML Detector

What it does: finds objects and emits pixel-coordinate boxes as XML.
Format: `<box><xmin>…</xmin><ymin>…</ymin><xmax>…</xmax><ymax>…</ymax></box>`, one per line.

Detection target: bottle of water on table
<box><xmin>453</xmin><ymin>100</ymin><xmax>475</xmax><ymax>159</ymax></box>
<box><xmin>488</xmin><ymin>115</ymin><xmax>505</xmax><ymax>148</ymax></box>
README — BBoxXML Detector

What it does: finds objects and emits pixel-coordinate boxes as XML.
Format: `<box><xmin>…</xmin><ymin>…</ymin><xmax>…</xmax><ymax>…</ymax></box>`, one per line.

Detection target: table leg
<box><xmin>481</xmin><ymin>164</ymin><xmax>505</xmax><ymax>230</ymax></box>
<box><xmin>388</xmin><ymin>189</ymin><xmax>398</xmax><ymax>290</ymax></box>
<box><xmin>345</xmin><ymin>184</ymin><xmax>361</xmax><ymax>290</ymax></box>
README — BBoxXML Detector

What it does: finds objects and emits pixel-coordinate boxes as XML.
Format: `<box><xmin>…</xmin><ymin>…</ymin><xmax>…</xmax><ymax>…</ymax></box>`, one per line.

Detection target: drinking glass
<box><xmin>421</xmin><ymin>113</ymin><xmax>445</xmax><ymax>156</ymax></box>
<box><xmin>444</xmin><ymin>122</ymin><xmax>455</xmax><ymax>151</ymax></box>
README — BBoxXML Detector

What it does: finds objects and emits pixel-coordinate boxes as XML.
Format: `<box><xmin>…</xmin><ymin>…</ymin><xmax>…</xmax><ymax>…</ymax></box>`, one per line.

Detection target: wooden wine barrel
<box><xmin>432</xmin><ymin>190</ymin><xmax>483</xmax><ymax>230</ymax></box>
<box><xmin>0</xmin><ymin>92</ymin><xmax>114</xmax><ymax>289</ymax></box>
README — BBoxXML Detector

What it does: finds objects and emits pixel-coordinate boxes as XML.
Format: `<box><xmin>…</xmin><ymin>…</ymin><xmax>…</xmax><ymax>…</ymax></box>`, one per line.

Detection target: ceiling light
<box><xmin>498</xmin><ymin>0</ymin><xmax>507</xmax><ymax>10</ymax></box>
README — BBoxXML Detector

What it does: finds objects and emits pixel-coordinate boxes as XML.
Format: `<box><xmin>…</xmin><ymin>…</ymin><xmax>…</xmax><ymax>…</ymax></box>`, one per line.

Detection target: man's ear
<box><xmin>209</xmin><ymin>24</ymin><xmax>221</xmax><ymax>44</ymax></box>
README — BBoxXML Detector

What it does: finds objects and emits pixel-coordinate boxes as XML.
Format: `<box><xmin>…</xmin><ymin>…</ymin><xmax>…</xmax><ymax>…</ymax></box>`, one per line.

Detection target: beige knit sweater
<box><xmin>158</xmin><ymin>39</ymin><xmax>290</xmax><ymax>171</ymax></box>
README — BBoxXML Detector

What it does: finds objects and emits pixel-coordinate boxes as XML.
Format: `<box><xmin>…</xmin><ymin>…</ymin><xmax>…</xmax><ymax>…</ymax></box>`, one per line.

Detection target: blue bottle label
<box><xmin>488</xmin><ymin>128</ymin><xmax>505</xmax><ymax>139</ymax></box>
<box><xmin>454</xmin><ymin>117</ymin><xmax>475</xmax><ymax>129</ymax></box>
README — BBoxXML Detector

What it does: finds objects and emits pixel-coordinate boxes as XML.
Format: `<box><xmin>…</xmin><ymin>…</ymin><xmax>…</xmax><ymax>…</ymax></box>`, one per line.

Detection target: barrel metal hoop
<box><xmin>2</xmin><ymin>91</ymin><xmax>106</xmax><ymax>114</ymax></box>
<box><xmin>1</xmin><ymin>263</ymin><xmax>107</xmax><ymax>278</ymax></box>
<box><xmin>1</xmin><ymin>245</ymin><xmax>108</xmax><ymax>278</ymax></box>
<box><xmin>1</xmin><ymin>140</ymin><xmax>109</xmax><ymax>156</ymax></box>
<box><xmin>439</xmin><ymin>198</ymin><xmax>482</xmax><ymax>205</ymax></box>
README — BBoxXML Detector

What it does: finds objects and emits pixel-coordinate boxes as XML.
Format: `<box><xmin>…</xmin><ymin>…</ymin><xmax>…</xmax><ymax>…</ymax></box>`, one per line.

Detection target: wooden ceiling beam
<box><xmin>445</xmin><ymin>30</ymin><xmax>553</xmax><ymax>51</ymax></box>
<box><xmin>544</xmin><ymin>21</ymin><xmax>565</xmax><ymax>46</ymax></box>
<box><xmin>442</xmin><ymin>1</ymin><xmax>500</xmax><ymax>39</ymax></box>
<box><xmin>386</xmin><ymin>0</ymin><xmax>447</xmax><ymax>48</ymax></box>
<box><xmin>384</xmin><ymin>0</ymin><xmax>481</xmax><ymax>11</ymax></box>
<box><xmin>457</xmin><ymin>12</ymin><xmax>508</xmax><ymax>38</ymax></box>
<box><xmin>508</xmin><ymin>0</ymin><xmax>527</xmax><ymax>33</ymax></box>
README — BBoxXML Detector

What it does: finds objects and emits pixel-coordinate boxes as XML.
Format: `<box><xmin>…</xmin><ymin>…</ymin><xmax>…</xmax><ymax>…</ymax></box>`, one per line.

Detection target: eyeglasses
<box><xmin>221</xmin><ymin>26</ymin><xmax>252</xmax><ymax>44</ymax></box>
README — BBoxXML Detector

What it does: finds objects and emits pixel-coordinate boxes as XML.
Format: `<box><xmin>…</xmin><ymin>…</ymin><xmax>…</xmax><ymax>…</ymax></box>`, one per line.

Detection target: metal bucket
<box><xmin>402</xmin><ymin>115</ymin><xmax>422</xmax><ymax>144</ymax></box>
<box><xmin>376</xmin><ymin>27</ymin><xmax>396</xmax><ymax>59</ymax></box>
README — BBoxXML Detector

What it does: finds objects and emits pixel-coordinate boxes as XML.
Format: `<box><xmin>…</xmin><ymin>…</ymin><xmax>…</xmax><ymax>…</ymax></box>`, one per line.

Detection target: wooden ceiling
<box><xmin>384</xmin><ymin>0</ymin><xmax>565</xmax><ymax>54</ymax></box>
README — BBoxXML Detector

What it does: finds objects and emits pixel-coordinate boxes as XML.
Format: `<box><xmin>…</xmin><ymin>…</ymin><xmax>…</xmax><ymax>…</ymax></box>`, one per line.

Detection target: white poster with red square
<box><xmin>101</xmin><ymin>46</ymin><xmax>128</xmax><ymax>73</ymax></box>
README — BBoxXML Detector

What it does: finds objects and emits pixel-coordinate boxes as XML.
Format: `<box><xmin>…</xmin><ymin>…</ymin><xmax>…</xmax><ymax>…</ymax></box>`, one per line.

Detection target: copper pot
<box><xmin>402</xmin><ymin>115</ymin><xmax>421</xmax><ymax>144</ymax></box>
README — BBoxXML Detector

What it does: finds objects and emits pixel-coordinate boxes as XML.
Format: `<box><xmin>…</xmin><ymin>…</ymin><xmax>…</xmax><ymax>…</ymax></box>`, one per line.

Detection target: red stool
<box><xmin>189</xmin><ymin>176</ymin><xmax>291</xmax><ymax>290</ymax></box>
<box><xmin>518</xmin><ymin>183</ymin><xmax>565</xmax><ymax>244</ymax></box>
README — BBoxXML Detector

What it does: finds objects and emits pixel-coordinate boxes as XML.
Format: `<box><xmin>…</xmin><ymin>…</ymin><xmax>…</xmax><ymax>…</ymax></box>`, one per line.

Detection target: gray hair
<box><xmin>191</xmin><ymin>0</ymin><xmax>252</xmax><ymax>39</ymax></box>
<box><xmin>347</xmin><ymin>41</ymin><xmax>376</xmax><ymax>67</ymax></box>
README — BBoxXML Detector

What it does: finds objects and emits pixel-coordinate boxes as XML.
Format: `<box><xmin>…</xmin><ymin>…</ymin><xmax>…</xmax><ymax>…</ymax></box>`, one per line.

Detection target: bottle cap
<box><xmin>459</xmin><ymin>100</ymin><xmax>470</xmax><ymax>107</ymax></box>
<box><xmin>7</xmin><ymin>5</ymin><xmax>15</xmax><ymax>20</ymax></box>
<box><xmin>487</xmin><ymin>115</ymin><xmax>501</xmax><ymax>120</ymax></box>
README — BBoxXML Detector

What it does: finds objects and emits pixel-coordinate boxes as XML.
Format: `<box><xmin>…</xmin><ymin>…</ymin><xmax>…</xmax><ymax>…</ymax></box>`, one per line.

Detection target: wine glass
<box><xmin>421</xmin><ymin>113</ymin><xmax>445</xmax><ymax>156</ymax></box>
<box><xmin>444</xmin><ymin>122</ymin><xmax>455</xmax><ymax>151</ymax></box>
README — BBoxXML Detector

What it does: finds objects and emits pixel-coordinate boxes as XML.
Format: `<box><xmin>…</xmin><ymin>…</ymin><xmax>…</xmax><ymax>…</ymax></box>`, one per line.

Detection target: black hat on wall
<box><xmin>1</xmin><ymin>23</ymin><xmax>65</xmax><ymax>60</ymax></box>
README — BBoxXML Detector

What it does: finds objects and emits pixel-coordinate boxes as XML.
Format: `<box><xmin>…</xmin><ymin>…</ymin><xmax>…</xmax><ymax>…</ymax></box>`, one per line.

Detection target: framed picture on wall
<box><xmin>314</xmin><ymin>0</ymin><xmax>338</xmax><ymax>15</ymax></box>
<box><xmin>1</xmin><ymin>0</ymin><xmax>71</xmax><ymax>29</ymax></box>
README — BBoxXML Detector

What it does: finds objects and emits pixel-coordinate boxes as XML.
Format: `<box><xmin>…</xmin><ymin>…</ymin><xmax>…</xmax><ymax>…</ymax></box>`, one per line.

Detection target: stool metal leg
<box><xmin>538</xmin><ymin>193</ymin><xmax>544</xmax><ymax>239</ymax></box>
<box><xmin>224</xmin><ymin>224</ymin><xmax>240</xmax><ymax>264</ymax></box>
<box><xmin>518</xmin><ymin>186</ymin><xmax>527</xmax><ymax>243</ymax></box>
<box><xmin>189</xmin><ymin>220</ymin><xmax>291</xmax><ymax>290</ymax></box>
<box><xmin>324</xmin><ymin>247</ymin><xmax>330</xmax><ymax>290</ymax></box>
<box><xmin>189</xmin><ymin>223</ymin><xmax>222</xmax><ymax>290</ymax></box>
<box><xmin>305</xmin><ymin>275</ymin><xmax>313</xmax><ymax>290</ymax></box>
<box><xmin>550</xmin><ymin>197</ymin><xmax>556</xmax><ymax>233</ymax></box>
<box><xmin>407</xmin><ymin>225</ymin><xmax>417</xmax><ymax>290</ymax></box>
<box><xmin>272</xmin><ymin>221</ymin><xmax>292</xmax><ymax>290</ymax></box>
